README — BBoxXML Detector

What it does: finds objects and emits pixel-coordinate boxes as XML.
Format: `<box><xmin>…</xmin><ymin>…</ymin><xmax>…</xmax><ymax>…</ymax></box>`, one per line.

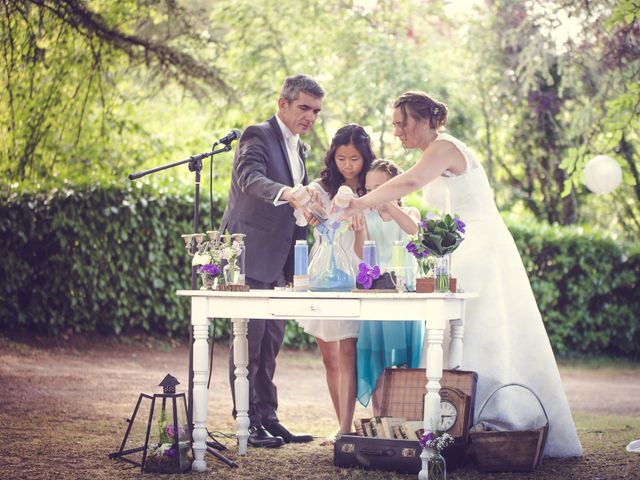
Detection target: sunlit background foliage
<box><xmin>2</xmin><ymin>0</ymin><xmax>638</xmax><ymax>239</ymax></box>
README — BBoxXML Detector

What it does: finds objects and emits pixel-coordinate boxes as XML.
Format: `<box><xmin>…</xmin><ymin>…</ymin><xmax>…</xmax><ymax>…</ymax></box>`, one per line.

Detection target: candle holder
<box><xmin>181</xmin><ymin>233</ymin><xmax>205</xmax><ymax>254</ymax></box>
<box><xmin>205</xmin><ymin>230</ymin><xmax>220</xmax><ymax>242</ymax></box>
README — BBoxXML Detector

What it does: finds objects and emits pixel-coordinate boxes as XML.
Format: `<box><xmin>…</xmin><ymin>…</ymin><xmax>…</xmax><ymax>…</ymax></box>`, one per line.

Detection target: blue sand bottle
<box><xmin>293</xmin><ymin>239</ymin><xmax>309</xmax><ymax>291</ymax></box>
<box><xmin>363</xmin><ymin>240</ymin><xmax>377</xmax><ymax>266</ymax></box>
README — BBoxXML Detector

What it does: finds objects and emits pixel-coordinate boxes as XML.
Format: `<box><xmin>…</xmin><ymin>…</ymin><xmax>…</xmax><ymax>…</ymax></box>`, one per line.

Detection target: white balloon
<box><xmin>582</xmin><ymin>155</ymin><xmax>623</xmax><ymax>194</ymax></box>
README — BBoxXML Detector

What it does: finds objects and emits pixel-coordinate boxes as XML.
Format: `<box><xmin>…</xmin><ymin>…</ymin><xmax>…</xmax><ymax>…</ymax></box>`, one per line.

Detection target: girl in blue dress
<box><xmin>356</xmin><ymin>159</ymin><xmax>424</xmax><ymax>414</ymax></box>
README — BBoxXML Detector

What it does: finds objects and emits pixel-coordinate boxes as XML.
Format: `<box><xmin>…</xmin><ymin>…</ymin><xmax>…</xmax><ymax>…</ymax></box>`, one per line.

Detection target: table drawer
<box><xmin>268</xmin><ymin>298</ymin><xmax>361</xmax><ymax>317</ymax></box>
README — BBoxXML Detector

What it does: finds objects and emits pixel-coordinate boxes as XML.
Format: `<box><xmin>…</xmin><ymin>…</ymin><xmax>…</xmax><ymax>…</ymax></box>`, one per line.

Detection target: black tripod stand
<box><xmin>128</xmin><ymin>141</ymin><xmax>238</xmax><ymax>469</ymax></box>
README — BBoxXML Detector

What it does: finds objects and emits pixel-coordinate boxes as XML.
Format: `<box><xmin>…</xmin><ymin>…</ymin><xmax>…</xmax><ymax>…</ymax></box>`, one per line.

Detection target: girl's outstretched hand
<box><xmin>349</xmin><ymin>212</ymin><xmax>365</xmax><ymax>232</ymax></box>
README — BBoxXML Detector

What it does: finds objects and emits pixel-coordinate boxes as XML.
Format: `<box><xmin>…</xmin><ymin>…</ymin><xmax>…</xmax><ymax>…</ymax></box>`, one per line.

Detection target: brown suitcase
<box><xmin>334</xmin><ymin>368</ymin><xmax>478</xmax><ymax>474</ymax></box>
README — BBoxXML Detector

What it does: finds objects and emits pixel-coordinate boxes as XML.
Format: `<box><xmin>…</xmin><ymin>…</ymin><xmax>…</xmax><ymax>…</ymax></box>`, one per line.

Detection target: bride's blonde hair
<box><xmin>393</xmin><ymin>91</ymin><xmax>448</xmax><ymax>131</ymax></box>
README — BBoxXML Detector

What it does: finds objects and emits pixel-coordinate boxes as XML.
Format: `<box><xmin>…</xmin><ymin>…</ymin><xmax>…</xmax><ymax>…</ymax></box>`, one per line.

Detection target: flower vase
<box><xmin>199</xmin><ymin>273</ymin><xmax>217</xmax><ymax>290</ymax></box>
<box><xmin>434</xmin><ymin>255</ymin><xmax>451</xmax><ymax>293</ymax></box>
<box><xmin>427</xmin><ymin>451</ymin><xmax>447</xmax><ymax>480</ymax></box>
<box><xmin>223</xmin><ymin>258</ymin><xmax>240</xmax><ymax>285</ymax></box>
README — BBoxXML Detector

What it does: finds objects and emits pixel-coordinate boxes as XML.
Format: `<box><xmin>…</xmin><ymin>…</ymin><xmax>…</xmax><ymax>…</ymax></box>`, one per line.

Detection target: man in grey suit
<box><xmin>219</xmin><ymin>75</ymin><xmax>324</xmax><ymax>448</ymax></box>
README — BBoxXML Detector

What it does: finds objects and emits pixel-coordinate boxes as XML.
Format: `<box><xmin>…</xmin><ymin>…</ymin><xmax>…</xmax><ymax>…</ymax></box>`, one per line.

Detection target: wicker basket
<box><xmin>469</xmin><ymin>383</ymin><xmax>549</xmax><ymax>472</ymax></box>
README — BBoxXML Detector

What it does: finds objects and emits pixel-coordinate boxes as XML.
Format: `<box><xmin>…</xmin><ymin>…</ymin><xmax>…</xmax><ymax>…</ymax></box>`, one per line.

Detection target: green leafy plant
<box><xmin>406</xmin><ymin>213</ymin><xmax>465</xmax><ymax>258</ymax></box>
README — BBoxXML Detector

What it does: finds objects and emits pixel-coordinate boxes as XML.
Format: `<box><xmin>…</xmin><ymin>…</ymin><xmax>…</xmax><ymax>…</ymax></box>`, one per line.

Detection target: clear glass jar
<box><xmin>427</xmin><ymin>451</ymin><xmax>447</xmax><ymax>480</ymax></box>
<box><xmin>434</xmin><ymin>255</ymin><xmax>451</xmax><ymax>293</ymax></box>
<box><xmin>223</xmin><ymin>258</ymin><xmax>240</xmax><ymax>285</ymax></box>
<box><xmin>308</xmin><ymin>231</ymin><xmax>355</xmax><ymax>292</ymax></box>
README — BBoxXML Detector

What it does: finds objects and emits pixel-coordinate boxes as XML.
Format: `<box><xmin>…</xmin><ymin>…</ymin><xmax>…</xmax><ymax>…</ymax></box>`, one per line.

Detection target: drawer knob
<box><xmin>309</xmin><ymin>305</ymin><xmax>317</xmax><ymax>311</ymax></box>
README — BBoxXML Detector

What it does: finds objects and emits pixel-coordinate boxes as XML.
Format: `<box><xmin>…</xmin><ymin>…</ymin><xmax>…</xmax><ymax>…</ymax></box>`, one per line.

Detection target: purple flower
<box><xmin>198</xmin><ymin>263</ymin><xmax>220</xmax><ymax>276</ymax></box>
<box><xmin>406</xmin><ymin>241</ymin><xmax>429</xmax><ymax>259</ymax></box>
<box><xmin>419</xmin><ymin>432</ymin><xmax>436</xmax><ymax>449</ymax></box>
<box><xmin>165</xmin><ymin>423</ymin><xmax>186</xmax><ymax>440</ymax></box>
<box><xmin>164</xmin><ymin>446</ymin><xmax>176</xmax><ymax>458</ymax></box>
<box><xmin>356</xmin><ymin>262</ymin><xmax>381</xmax><ymax>289</ymax></box>
<box><xmin>418</xmin><ymin>431</ymin><xmax>455</xmax><ymax>453</ymax></box>
<box><xmin>454</xmin><ymin>217</ymin><xmax>466</xmax><ymax>233</ymax></box>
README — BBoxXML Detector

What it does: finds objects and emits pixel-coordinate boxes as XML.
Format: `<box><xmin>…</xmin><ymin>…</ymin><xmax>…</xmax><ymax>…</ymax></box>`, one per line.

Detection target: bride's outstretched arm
<box><xmin>344</xmin><ymin>141</ymin><xmax>462</xmax><ymax>215</ymax></box>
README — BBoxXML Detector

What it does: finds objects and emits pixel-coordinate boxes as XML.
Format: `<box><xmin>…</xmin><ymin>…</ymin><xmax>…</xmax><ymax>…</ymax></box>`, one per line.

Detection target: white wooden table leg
<box><xmin>448</xmin><ymin>320</ymin><xmax>464</xmax><ymax>370</ymax></box>
<box><xmin>232</xmin><ymin>317</ymin><xmax>250</xmax><ymax>455</ymax></box>
<box><xmin>418</xmin><ymin>327</ymin><xmax>428</xmax><ymax>368</ymax></box>
<box><xmin>420</xmin><ymin>307</ymin><xmax>445</xmax><ymax>480</ymax></box>
<box><xmin>448</xmin><ymin>300</ymin><xmax>465</xmax><ymax>369</ymax></box>
<box><xmin>191</xmin><ymin>298</ymin><xmax>209</xmax><ymax>472</ymax></box>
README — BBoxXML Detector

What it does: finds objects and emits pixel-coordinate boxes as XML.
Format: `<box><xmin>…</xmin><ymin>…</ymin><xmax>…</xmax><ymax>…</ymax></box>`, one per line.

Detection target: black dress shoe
<box><xmin>247</xmin><ymin>425</ymin><xmax>284</xmax><ymax>448</ymax></box>
<box><xmin>264</xmin><ymin>421</ymin><xmax>314</xmax><ymax>444</ymax></box>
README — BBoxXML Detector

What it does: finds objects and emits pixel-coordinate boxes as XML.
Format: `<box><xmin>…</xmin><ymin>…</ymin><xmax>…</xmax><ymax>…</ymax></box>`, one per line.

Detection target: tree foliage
<box><xmin>467</xmin><ymin>0</ymin><xmax>639</xmax><ymax>236</ymax></box>
<box><xmin>202</xmin><ymin>0</ymin><xmax>471</xmax><ymax>179</ymax></box>
<box><xmin>0</xmin><ymin>0</ymin><xmax>232</xmax><ymax>183</ymax></box>
<box><xmin>0</xmin><ymin>0</ymin><xmax>638</xmax><ymax>240</ymax></box>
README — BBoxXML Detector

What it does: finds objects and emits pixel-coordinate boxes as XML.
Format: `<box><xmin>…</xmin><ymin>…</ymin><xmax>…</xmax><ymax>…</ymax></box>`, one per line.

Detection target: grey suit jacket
<box><xmin>219</xmin><ymin>116</ymin><xmax>308</xmax><ymax>284</ymax></box>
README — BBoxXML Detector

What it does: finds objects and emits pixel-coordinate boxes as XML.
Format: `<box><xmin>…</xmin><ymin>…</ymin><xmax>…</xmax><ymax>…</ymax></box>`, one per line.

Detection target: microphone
<box><xmin>215</xmin><ymin>129</ymin><xmax>242</xmax><ymax>145</ymax></box>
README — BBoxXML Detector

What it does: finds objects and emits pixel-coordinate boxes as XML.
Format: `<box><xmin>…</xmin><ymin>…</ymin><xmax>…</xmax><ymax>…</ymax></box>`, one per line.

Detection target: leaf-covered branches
<box><xmin>24</xmin><ymin>0</ymin><xmax>233</xmax><ymax>98</ymax></box>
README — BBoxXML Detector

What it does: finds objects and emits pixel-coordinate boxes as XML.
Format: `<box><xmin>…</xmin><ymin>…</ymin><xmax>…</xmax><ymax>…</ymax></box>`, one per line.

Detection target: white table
<box><xmin>177</xmin><ymin>289</ymin><xmax>475</xmax><ymax>479</ymax></box>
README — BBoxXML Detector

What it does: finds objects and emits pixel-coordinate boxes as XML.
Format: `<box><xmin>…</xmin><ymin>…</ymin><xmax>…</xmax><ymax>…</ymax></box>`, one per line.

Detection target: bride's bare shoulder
<box><xmin>429</xmin><ymin>137</ymin><xmax>466</xmax><ymax>174</ymax></box>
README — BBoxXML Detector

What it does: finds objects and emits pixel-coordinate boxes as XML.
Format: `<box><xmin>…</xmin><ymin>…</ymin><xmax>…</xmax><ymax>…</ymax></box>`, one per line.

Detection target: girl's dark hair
<box><xmin>319</xmin><ymin>124</ymin><xmax>375</xmax><ymax>198</ymax></box>
<box><xmin>368</xmin><ymin>159</ymin><xmax>404</xmax><ymax>206</ymax></box>
<box><xmin>393</xmin><ymin>91</ymin><xmax>448</xmax><ymax>131</ymax></box>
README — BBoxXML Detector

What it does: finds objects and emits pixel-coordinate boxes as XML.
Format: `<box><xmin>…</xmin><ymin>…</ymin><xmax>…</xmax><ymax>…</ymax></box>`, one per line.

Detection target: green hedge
<box><xmin>512</xmin><ymin>223</ymin><xmax>640</xmax><ymax>358</ymax></box>
<box><xmin>0</xmin><ymin>184</ymin><xmax>314</xmax><ymax>349</ymax></box>
<box><xmin>0</xmin><ymin>184</ymin><xmax>194</xmax><ymax>336</ymax></box>
<box><xmin>0</xmin><ymin>185</ymin><xmax>638</xmax><ymax>356</ymax></box>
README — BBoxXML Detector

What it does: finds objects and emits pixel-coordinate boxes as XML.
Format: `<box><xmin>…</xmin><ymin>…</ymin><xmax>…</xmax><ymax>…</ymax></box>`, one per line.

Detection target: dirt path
<box><xmin>1</xmin><ymin>335</ymin><xmax>639</xmax><ymax>480</ymax></box>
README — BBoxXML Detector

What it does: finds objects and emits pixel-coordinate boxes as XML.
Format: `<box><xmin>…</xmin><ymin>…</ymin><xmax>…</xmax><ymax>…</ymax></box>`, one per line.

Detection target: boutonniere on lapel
<box><xmin>301</xmin><ymin>143</ymin><xmax>310</xmax><ymax>160</ymax></box>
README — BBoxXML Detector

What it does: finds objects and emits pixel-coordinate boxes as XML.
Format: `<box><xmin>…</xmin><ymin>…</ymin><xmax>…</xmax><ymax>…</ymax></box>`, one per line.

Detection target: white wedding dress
<box><xmin>423</xmin><ymin>133</ymin><xmax>582</xmax><ymax>457</ymax></box>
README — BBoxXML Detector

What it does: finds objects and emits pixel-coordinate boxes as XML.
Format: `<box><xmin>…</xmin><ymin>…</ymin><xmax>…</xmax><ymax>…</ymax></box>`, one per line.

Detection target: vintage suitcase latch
<box><xmin>402</xmin><ymin>448</ymin><xmax>417</xmax><ymax>457</ymax></box>
<box><xmin>341</xmin><ymin>443</ymin><xmax>355</xmax><ymax>454</ymax></box>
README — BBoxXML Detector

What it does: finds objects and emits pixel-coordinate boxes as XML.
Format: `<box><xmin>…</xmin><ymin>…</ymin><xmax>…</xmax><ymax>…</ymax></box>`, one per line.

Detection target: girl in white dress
<box><xmin>297</xmin><ymin>124</ymin><xmax>373</xmax><ymax>437</ymax></box>
<box><xmin>343</xmin><ymin>92</ymin><xmax>582</xmax><ymax>457</ymax></box>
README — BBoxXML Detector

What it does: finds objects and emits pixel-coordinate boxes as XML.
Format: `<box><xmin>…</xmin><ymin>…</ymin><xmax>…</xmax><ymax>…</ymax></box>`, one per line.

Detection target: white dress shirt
<box><xmin>273</xmin><ymin>114</ymin><xmax>305</xmax><ymax>205</ymax></box>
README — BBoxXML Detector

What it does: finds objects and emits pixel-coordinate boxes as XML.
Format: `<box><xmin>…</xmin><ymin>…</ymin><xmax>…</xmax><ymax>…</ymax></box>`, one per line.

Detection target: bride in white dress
<box><xmin>343</xmin><ymin>91</ymin><xmax>582</xmax><ymax>457</ymax></box>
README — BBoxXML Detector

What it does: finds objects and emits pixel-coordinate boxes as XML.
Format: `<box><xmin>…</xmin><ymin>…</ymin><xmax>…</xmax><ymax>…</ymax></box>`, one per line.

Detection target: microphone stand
<box><xmin>128</xmin><ymin>141</ymin><xmax>238</xmax><ymax>469</ymax></box>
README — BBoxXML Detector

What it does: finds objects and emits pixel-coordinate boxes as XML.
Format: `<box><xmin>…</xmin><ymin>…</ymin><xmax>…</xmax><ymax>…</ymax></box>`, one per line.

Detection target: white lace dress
<box><xmin>423</xmin><ymin>133</ymin><xmax>582</xmax><ymax>457</ymax></box>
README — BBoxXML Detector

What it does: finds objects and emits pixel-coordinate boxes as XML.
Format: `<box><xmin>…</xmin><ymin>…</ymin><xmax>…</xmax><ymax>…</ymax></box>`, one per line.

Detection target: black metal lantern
<box><xmin>110</xmin><ymin>374</ymin><xmax>193</xmax><ymax>473</ymax></box>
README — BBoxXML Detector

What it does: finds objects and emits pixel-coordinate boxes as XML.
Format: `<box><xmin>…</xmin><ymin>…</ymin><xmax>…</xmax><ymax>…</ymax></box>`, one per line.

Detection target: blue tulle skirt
<box><xmin>356</xmin><ymin>320</ymin><xmax>424</xmax><ymax>407</ymax></box>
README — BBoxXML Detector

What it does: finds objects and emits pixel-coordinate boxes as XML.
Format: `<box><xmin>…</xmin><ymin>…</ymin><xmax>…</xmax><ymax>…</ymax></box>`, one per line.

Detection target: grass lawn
<box><xmin>1</xmin><ymin>335</ymin><xmax>638</xmax><ymax>479</ymax></box>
